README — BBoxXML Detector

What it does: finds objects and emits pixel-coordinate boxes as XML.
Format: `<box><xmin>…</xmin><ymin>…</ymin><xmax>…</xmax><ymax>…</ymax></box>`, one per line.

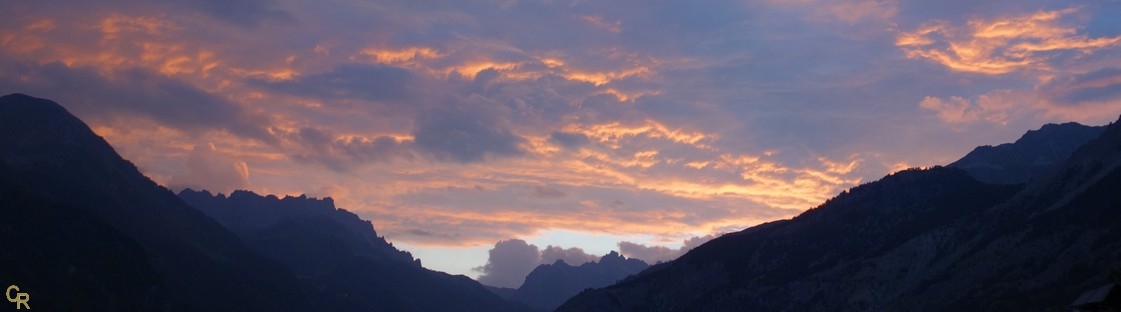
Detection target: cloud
<box><xmin>0</xmin><ymin>62</ymin><xmax>271</xmax><ymax>141</ymax></box>
<box><xmin>540</xmin><ymin>245</ymin><xmax>598</xmax><ymax>265</ymax></box>
<box><xmin>548</xmin><ymin>131</ymin><xmax>590</xmax><ymax>149</ymax></box>
<box><xmin>181</xmin><ymin>0</ymin><xmax>296</xmax><ymax>28</ymax></box>
<box><xmin>167</xmin><ymin>143</ymin><xmax>250</xmax><ymax>193</ymax></box>
<box><xmin>919</xmin><ymin>96</ymin><xmax>977</xmax><ymax>124</ymax></box>
<box><xmin>1042</xmin><ymin>67</ymin><xmax>1121</xmax><ymax>104</ymax></box>
<box><xmin>412</xmin><ymin>97</ymin><xmax>526</xmax><ymax>163</ymax></box>
<box><xmin>530</xmin><ymin>185</ymin><xmax>566</xmax><ymax>199</ymax></box>
<box><xmin>284</xmin><ymin>126</ymin><xmax>414</xmax><ymax>170</ymax></box>
<box><xmin>404</xmin><ymin>228</ymin><xmax>459</xmax><ymax>240</ymax></box>
<box><xmin>920</xmin><ymin>72</ymin><xmax>1121</xmax><ymax>127</ymax></box>
<box><xmin>252</xmin><ymin>63</ymin><xmax>418</xmax><ymax>102</ymax></box>
<box><xmin>897</xmin><ymin>7</ymin><xmax>1121</xmax><ymax>75</ymax></box>
<box><xmin>617</xmin><ymin>241</ymin><xmax>677</xmax><ymax>264</ymax></box>
<box><xmin>617</xmin><ymin>234</ymin><xmax>718</xmax><ymax>264</ymax></box>
<box><xmin>918</xmin><ymin>91</ymin><xmax>1036</xmax><ymax>126</ymax></box>
<box><xmin>473</xmin><ymin>239</ymin><xmax>600</xmax><ymax>288</ymax></box>
<box><xmin>8</xmin><ymin>0</ymin><xmax>1121</xmax><ymax>279</ymax></box>
<box><xmin>474</xmin><ymin>239</ymin><xmax>542</xmax><ymax>288</ymax></box>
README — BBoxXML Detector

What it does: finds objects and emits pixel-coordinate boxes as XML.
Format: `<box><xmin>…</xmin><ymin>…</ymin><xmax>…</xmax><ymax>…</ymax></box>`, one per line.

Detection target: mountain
<box><xmin>0</xmin><ymin>162</ymin><xmax>167</xmax><ymax>311</ymax></box>
<box><xmin>178</xmin><ymin>189</ymin><xmax>415</xmax><ymax>266</ymax></box>
<box><xmin>949</xmin><ymin>122</ymin><xmax>1104</xmax><ymax>185</ymax></box>
<box><xmin>507</xmin><ymin>251</ymin><xmax>648</xmax><ymax>311</ymax></box>
<box><xmin>178</xmin><ymin>189</ymin><xmax>529</xmax><ymax>312</ymax></box>
<box><xmin>558</xmin><ymin>117</ymin><xmax>1121</xmax><ymax>311</ymax></box>
<box><xmin>0</xmin><ymin>93</ymin><xmax>312</xmax><ymax>310</ymax></box>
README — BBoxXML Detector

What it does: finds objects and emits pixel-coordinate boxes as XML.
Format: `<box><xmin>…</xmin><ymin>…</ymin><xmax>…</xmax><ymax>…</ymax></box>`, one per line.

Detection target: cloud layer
<box><xmin>2</xmin><ymin>0</ymin><xmax>1120</xmax><ymax>277</ymax></box>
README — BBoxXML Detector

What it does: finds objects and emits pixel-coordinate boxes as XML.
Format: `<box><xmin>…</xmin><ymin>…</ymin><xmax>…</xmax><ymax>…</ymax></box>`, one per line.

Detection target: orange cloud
<box><xmin>360</xmin><ymin>47</ymin><xmax>445</xmax><ymax>65</ymax></box>
<box><xmin>917</xmin><ymin>86</ymin><xmax>1121</xmax><ymax>127</ymax></box>
<box><xmin>564</xmin><ymin>119</ymin><xmax>713</xmax><ymax>149</ymax></box>
<box><xmin>918</xmin><ymin>91</ymin><xmax>1037</xmax><ymax>126</ymax></box>
<box><xmin>447</xmin><ymin>61</ymin><xmax>521</xmax><ymax>79</ymax></box>
<box><xmin>561</xmin><ymin>66</ymin><xmax>652</xmax><ymax>86</ymax></box>
<box><xmin>357</xmin><ymin>46</ymin><xmax>540</xmax><ymax>81</ymax></box>
<box><xmin>919</xmin><ymin>96</ymin><xmax>975</xmax><ymax>123</ymax></box>
<box><xmin>897</xmin><ymin>7</ymin><xmax>1121</xmax><ymax>75</ymax></box>
<box><xmin>98</xmin><ymin>14</ymin><xmax>177</xmax><ymax>40</ymax></box>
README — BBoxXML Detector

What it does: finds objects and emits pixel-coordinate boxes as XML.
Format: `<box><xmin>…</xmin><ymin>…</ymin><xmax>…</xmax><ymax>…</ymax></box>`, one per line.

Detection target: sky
<box><xmin>2</xmin><ymin>0</ymin><xmax>1120</xmax><ymax>287</ymax></box>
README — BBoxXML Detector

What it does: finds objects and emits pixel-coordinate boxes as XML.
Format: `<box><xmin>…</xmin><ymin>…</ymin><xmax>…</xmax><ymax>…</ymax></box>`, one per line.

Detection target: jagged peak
<box><xmin>950</xmin><ymin>121</ymin><xmax>1107</xmax><ymax>185</ymax></box>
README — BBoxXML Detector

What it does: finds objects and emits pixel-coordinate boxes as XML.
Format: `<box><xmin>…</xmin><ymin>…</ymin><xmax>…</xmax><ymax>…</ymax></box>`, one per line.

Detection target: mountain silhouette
<box><xmin>179</xmin><ymin>188</ymin><xmax>529</xmax><ymax>312</ymax></box>
<box><xmin>0</xmin><ymin>93</ymin><xmax>312</xmax><ymax>311</ymax></box>
<box><xmin>558</xmin><ymin>117</ymin><xmax>1121</xmax><ymax>311</ymax></box>
<box><xmin>950</xmin><ymin>122</ymin><xmax>1104</xmax><ymax>184</ymax></box>
<box><xmin>505</xmin><ymin>251</ymin><xmax>648</xmax><ymax>311</ymax></box>
<box><xmin>0</xmin><ymin>162</ymin><xmax>167</xmax><ymax>311</ymax></box>
<box><xmin>178</xmin><ymin>189</ymin><xmax>415</xmax><ymax>266</ymax></box>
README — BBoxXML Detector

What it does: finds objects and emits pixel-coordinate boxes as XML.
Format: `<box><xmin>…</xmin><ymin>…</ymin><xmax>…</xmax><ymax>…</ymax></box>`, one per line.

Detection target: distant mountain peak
<box><xmin>949</xmin><ymin>121</ymin><xmax>1105</xmax><ymax>184</ymax></box>
<box><xmin>506</xmin><ymin>250</ymin><xmax>649</xmax><ymax>311</ymax></box>
<box><xmin>178</xmin><ymin>188</ymin><xmax>415</xmax><ymax>264</ymax></box>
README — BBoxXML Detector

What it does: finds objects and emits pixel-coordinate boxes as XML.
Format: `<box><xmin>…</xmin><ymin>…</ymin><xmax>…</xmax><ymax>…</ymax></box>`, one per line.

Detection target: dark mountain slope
<box><xmin>509</xmin><ymin>251</ymin><xmax>647</xmax><ymax>311</ymax></box>
<box><xmin>179</xmin><ymin>189</ymin><xmax>415</xmax><ymax>266</ymax></box>
<box><xmin>559</xmin><ymin>117</ymin><xmax>1121</xmax><ymax>312</ymax></box>
<box><xmin>893</xmin><ymin>117</ymin><xmax>1121</xmax><ymax>310</ymax></box>
<box><xmin>179</xmin><ymin>189</ymin><xmax>529</xmax><ymax>312</ymax></box>
<box><xmin>950</xmin><ymin>122</ymin><xmax>1104</xmax><ymax>184</ymax></box>
<box><xmin>0</xmin><ymin>163</ymin><xmax>166</xmax><ymax>311</ymax></box>
<box><xmin>559</xmin><ymin>167</ymin><xmax>1021</xmax><ymax>311</ymax></box>
<box><xmin>0</xmin><ymin>93</ymin><xmax>311</xmax><ymax>311</ymax></box>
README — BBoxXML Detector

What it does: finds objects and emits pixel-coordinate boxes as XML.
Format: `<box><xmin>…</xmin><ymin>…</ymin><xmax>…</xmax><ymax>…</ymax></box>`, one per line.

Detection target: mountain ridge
<box><xmin>558</xmin><ymin>116</ymin><xmax>1121</xmax><ymax>311</ymax></box>
<box><xmin>0</xmin><ymin>93</ymin><xmax>313</xmax><ymax>311</ymax></box>
<box><xmin>0</xmin><ymin>93</ymin><xmax>528</xmax><ymax>311</ymax></box>
<box><xmin>178</xmin><ymin>188</ymin><xmax>529</xmax><ymax>312</ymax></box>
<box><xmin>179</xmin><ymin>188</ymin><xmax>416</xmax><ymax>265</ymax></box>
<box><xmin>949</xmin><ymin>121</ymin><xmax>1105</xmax><ymax>185</ymax></box>
<box><xmin>507</xmin><ymin>251</ymin><xmax>648</xmax><ymax>311</ymax></box>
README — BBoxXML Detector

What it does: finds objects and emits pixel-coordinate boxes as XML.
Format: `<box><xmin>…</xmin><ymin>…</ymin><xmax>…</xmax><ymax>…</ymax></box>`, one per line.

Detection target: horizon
<box><xmin>3</xmin><ymin>0</ymin><xmax>1121</xmax><ymax>286</ymax></box>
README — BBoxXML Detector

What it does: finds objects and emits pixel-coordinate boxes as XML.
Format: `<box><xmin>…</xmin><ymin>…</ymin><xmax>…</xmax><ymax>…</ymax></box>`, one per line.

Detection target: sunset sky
<box><xmin>2</xmin><ymin>0</ymin><xmax>1120</xmax><ymax>285</ymax></box>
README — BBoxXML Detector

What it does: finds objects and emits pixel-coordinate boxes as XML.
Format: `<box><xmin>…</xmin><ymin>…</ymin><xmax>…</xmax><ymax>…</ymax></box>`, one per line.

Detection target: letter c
<box><xmin>5</xmin><ymin>285</ymin><xmax>17</xmax><ymax>302</ymax></box>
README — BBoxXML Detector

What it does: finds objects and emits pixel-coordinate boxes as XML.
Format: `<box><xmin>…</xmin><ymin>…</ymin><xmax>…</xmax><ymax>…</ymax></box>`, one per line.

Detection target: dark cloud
<box><xmin>473</xmin><ymin>239</ymin><xmax>601</xmax><ymax>288</ymax></box>
<box><xmin>296</xmin><ymin>127</ymin><xmax>333</xmax><ymax>149</ymax></box>
<box><xmin>618</xmin><ymin>234</ymin><xmax>718</xmax><ymax>264</ymax></box>
<box><xmin>338</xmin><ymin>136</ymin><xmax>413</xmax><ymax>162</ymax></box>
<box><xmin>182</xmin><ymin>0</ymin><xmax>296</xmax><ymax>28</ymax></box>
<box><xmin>0</xmin><ymin>61</ymin><xmax>271</xmax><ymax>141</ymax></box>
<box><xmin>549</xmin><ymin>131</ymin><xmax>590</xmax><ymax>149</ymax></box>
<box><xmin>412</xmin><ymin>100</ymin><xmax>526</xmax><ymax>163</ymax></box>
<box><xmin>167</xmin><ymin>144</ymin><xmax>250</xmax><ymax>193</ymax></box>
<box><xmin>253</xmin><ymin>63</ymin><xmax>417</xmax><ymax>102</ymax></box>
<box><xmin>530</xmin><ymin>185</ymin><xmax>566</xmax><ymax>199</ymax></box>
<box><xmin>288</xmin><ymin>126</ymin><xmax>414</xmax><ymax>170</ymax></box>
<box><xmin>540</xmin><ymin>245</ymin><xmax>598</xmax><ymax>265</ymax></box>
<box><xmin>404</xmin><ymin>229</ymin><xmax>459</xmax><ymax>239</ymax></box>
<box><xmin>474</xmin><ymin>239</ymin><xmax>541</xmax><ymax>288</ymax></box>
<box><xmin>1043</xmin><ymin>68</ymin><xmax>1121</xmax><ymax>104</ymax></box>
<box><xmin>617</xmin><ymin>241</ymin><xmax>677</xmax><ymax>264</ymax></box>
